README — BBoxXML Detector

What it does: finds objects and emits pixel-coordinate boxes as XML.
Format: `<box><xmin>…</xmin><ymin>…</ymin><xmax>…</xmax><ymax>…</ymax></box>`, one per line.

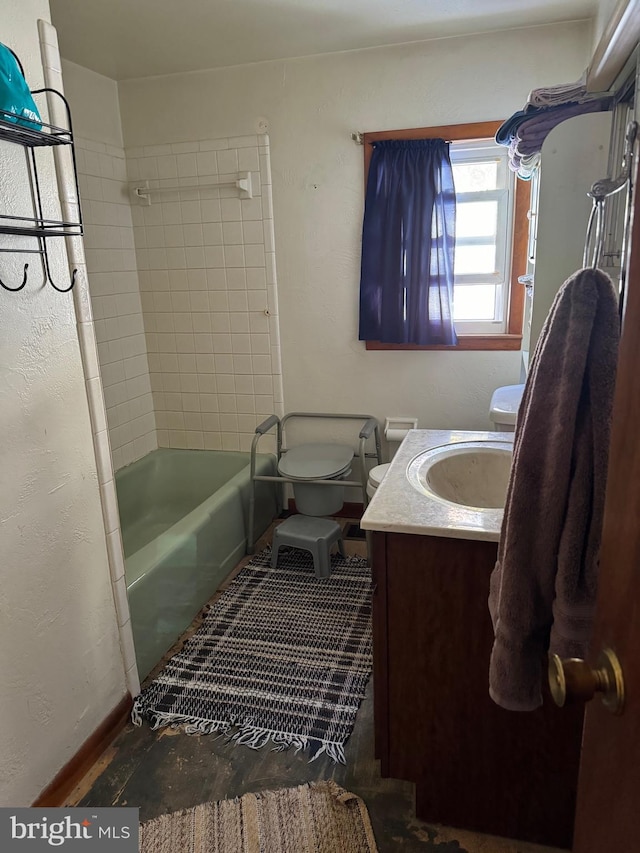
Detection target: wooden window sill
<box><xmin>365</xmin><ymin>334</ymin><xmax>523</xmax><ymax>352</ymax></box>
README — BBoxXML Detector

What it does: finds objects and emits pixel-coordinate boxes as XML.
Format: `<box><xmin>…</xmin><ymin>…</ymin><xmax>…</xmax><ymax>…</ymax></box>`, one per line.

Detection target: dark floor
<box><xmin>69</xmin><ymin>520</ymin><xmax>564</xmax><ymax>853</ymax></box>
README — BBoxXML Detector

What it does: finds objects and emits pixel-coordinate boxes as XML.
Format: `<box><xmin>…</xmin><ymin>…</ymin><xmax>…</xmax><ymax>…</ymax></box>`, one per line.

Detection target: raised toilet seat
<box><xmin>278</xmin><ymin>442</ymin><xmax>354</xmax><ymax>516</ymax></box>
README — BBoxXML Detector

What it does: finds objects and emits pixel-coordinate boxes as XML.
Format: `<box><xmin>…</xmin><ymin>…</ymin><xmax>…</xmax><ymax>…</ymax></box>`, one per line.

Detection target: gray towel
<box><xmin>515</xmin><ymin>97</ymin><xmax>613</xmax><ymax>156</ymax></box>
<box><xmin>488</xmin><ymin>267</ymin><xmax>619</xmax><ymax>711</ymax></box>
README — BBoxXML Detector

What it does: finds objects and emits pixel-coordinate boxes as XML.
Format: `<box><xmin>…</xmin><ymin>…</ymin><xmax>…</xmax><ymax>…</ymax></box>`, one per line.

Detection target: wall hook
<box><xmin>46</xmin><ymin>265</ymin><xmax>77</xmax><ymax>293</ymax></box>
<box><xmin>41</xmin><ymin>250</ymin><xmax>77</xmax><ymax>293</ymax></box>
<box><xmin>0</xmin><ymin>262</ymin><xmax>29</xmax><ymax>292</ymax></box>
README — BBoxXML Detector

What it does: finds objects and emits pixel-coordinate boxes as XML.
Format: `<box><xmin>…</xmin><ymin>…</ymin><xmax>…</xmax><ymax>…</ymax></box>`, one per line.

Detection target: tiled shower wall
<box><xmin>126</xmin><ymin>133</ymin><xmax>284</xmax><ymax>452</ymax></box>
<box><xmin>76</xmin><ymin>138</ymin><xmax>157</xmax><ymax>471</ymax></box>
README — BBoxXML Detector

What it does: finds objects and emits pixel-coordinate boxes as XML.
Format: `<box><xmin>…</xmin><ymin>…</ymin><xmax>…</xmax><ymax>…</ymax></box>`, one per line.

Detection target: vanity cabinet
<box><xmin>371</xmin><ymin>530</ymin><xmax>584</xmax><ymax>849</ymax></box>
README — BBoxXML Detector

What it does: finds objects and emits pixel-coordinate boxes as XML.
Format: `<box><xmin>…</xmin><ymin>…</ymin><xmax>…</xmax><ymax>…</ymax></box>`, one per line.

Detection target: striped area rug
<box><xmin>140</xmin><ymin>781</ymin><xmax>379</xmax><ymax>853</ymax></box>
<box><xmin>132</xmin><ymin>547</ymin><xmax>372</xmax><ymax>763</ymax></box>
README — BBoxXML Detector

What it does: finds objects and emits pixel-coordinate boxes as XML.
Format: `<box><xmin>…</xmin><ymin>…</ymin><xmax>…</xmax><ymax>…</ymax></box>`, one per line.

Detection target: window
<box><xmin>363</xmin><ymin>121</ymin><xmax>530</xmax><ymax>351</ymax></box>
<box><xmin>450</xmin><ymin>139</ymin><xmax>513</xmax><ymax>334</ymax></box>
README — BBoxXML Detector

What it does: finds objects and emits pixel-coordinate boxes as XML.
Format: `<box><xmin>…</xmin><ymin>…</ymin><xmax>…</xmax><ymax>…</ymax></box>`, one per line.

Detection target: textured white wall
<box><xmin>118</xmin><ymin>22</ymin><xmax>593</xmax><ymax>439</ymax></box>
<box><xmin>0</xmin><ymin>4</ymin><xmax>127</xmax><ymax>806</ymax></box>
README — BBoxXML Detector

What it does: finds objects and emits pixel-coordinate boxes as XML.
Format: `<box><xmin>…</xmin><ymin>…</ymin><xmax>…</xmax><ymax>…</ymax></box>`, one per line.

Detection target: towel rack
<box><xmin>583</xmin><ymin>120</ymin><xmax>637</xmax><ymax>270</ymax></box>
<box><xmin>130</xmin><ymin>172</ymin><xmax>253</xmax><ymax>205</ymax></box>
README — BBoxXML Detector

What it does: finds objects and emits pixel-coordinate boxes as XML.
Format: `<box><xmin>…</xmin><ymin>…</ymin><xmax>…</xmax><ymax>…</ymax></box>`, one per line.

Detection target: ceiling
<box><xmin>49</xmin><ymin>0</ymin><xmax>598</xmax><ymax>82</ymax></box>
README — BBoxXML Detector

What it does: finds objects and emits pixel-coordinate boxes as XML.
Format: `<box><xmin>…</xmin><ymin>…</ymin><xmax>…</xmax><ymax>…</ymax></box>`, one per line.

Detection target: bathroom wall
<box><xmin>63</xmin><ymin>60</ymin><xmax>157</xmax><ymax>469</ymax></box>
<box><xmin>127</xmin><ymin>134</ymin><xmax>283</xmax><ymax>451</ymax></box>
<box><xmin>63</xmin><ymin>60</ymin><xmax>283</xmax><ymax>454</ymax></box>
<box><xmin>530</xmin><ymin>111</ymin><xmax>611</xmax><ymax>349</ymax></box>
<box><xmin>118</xmin><ymin>21</ymin><xmax>593</xmax><ymax>435</ymax></box>
<box><xmin>0</xmin><ymin>3</ymin><xmax>127</xmax><ymax>806</ymax></box>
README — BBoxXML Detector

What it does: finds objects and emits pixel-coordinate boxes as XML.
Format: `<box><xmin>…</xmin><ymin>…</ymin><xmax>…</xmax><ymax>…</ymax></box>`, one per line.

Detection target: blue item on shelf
<box><xmin>0</xmin><ymin>43</ymin><xmax>41</xmax><ymax>130</ymax></box>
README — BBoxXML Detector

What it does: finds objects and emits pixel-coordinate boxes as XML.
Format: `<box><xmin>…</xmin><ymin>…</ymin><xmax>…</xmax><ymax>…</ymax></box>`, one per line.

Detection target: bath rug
<box><xmin>132</xmin><ymin>547</ymin><xmax>372</xmax><ymax>763</ymax></box>
<box><xmin>139</xmin><ymin>780</ymin><xmax>379</xmax><ymax>853</ymax></box>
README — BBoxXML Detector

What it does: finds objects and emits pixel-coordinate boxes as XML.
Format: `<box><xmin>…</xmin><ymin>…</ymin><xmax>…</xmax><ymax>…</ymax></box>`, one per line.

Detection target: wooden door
<box><xmin>571</xmin><ymin>152</ymin><xmax>640</xmax><ymax>850</ymax></box>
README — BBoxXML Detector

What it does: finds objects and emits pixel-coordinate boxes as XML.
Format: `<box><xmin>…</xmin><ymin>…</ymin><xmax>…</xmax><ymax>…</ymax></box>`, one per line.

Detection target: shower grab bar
<box><xmin>130</xmin><ymin>172</ymin><xmax>253</xmax><ymax>205</ymax></box>
<box><xmin>247</xmin><ymin>412</ymin><xmax>383</xmax><ymax>554</ymax></box>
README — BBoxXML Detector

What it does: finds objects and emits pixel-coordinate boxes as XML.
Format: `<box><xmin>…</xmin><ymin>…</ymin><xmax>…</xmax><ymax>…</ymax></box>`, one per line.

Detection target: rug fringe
<box><xmin>132</xmin><ymin>705</ymin><xmax>348</xmax><ymax>764</ymax></box>
<box><xmin>131</xmin><ymin>705</ymin><xmax>231</xmax><ymax>737</ymax></box>
<box><xmin>231</xmin><ymin>723</ymin><xmax>347</xmax><ymax>765</ymax></box>
<box><xmin>309</xmin><ymin>739</ymin><xmax>346</xmax><ymax>764</ymax></box>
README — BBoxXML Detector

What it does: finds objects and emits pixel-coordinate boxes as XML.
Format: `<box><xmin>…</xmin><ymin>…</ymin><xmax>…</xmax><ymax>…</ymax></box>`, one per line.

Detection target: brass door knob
<box><xmin>548</xmin><ymin>647</ymin><xmax>625</xmax><ymax>715</ymax></box>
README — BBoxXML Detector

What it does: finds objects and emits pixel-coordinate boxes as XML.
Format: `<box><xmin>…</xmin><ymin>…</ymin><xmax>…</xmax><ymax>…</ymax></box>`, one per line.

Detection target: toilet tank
<box><xmin>490</xmin><ymin>384</ymin><xmax>525</xmax><ymax>431</ymax></box>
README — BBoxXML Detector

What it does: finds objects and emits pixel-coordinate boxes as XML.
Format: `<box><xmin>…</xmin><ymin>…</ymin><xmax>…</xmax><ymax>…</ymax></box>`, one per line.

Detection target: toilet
<box><xmin>278</xmin><ymin>417</ymin><xmax>417</xmax><ymax>513</ymax></box>
<box><xmin>366</xmin><ymin>417</ymin><xmax>418</xmax><ymax>500</ymax></box>
<box><xmin>489</xmin><ymin>383</ymin><xmax>525</xmax><ymax>431</ymax></box>
<box><xmin>278</xmin><ymin>442</ymin><xmax>354</xmax><ymax>516</ymax></box>
<box><xmin>366</xmin><ymin>463</ymin><xmax>390</xmax><ymax>500</ymax></box>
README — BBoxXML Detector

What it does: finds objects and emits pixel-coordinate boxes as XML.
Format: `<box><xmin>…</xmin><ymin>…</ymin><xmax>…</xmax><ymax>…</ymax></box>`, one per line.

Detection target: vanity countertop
<box><xmin>360</xmin><ymin>429</ymin><xmax>513</xmax><ymax>542</ymax></box>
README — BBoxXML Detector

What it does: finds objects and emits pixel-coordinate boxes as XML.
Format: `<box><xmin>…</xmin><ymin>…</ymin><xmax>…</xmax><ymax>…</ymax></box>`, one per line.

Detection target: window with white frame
<box><xmin>449</xmin><ymin>139</ymin><xmax>516</xmax><ymax>335</ymax></box>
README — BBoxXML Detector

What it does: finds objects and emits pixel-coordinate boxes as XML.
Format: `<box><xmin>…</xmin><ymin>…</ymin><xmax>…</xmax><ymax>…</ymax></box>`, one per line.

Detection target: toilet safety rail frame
<box><xmin>247</xmin><ymin>412</ymin><xmax>383</xmax><ymax>554</ymax></box>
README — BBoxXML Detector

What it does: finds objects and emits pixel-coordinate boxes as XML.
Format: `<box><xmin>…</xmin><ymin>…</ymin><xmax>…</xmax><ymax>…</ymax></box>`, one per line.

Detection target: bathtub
<box><xmin>116</xmin><ymin>448</ymin><xmax>278</xmax><ymax>680</ymax></box>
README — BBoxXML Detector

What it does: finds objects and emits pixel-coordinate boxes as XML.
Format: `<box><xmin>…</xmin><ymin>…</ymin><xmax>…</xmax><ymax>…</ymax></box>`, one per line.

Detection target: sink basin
<box><xmin>406</xmin><ymin>440</ymin><xmax>513</xmax><ymax>509</ymax></box>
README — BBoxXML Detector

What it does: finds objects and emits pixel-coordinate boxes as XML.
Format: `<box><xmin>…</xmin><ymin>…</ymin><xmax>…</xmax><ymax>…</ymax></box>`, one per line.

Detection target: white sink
<box><xmin>406</xmin><ymin>440</ymin><xmax>513</xmax><ymax>510</ymax></box>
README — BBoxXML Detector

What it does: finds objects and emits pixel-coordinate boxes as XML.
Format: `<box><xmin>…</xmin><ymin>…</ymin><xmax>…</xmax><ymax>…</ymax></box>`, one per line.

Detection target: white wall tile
<box><xmin>247</xmin><ymin>290</ymin><xmax>268</xmax><ymax>312</ymax></box>
<box><xmin>217</xmin><ymin>149</ymin><xmax>239</xmax><ymax>173</ymax></box>
<box><xmin>196</xmin><ymin>151</ymin><xmax>218</xmax><ymax>176</ymax></box>
<box><xmin>224</xmin><ymin>245</ymin><xmax>245</xmax><ymax>267</ymax></box>
<box><xmin>221</xmin><ymin>198</ymin><xmax>242</xmax><ymax>221</ymax></box>
<box><xmin>118</xmin><ymin>135</ymin><xmax>282</xmax><ymax>452</ymax></box>
<box><xmin>201</xmin><ymin>199</ymin><xmax>222</xmax><ymax>222</ymax></box>
<box><xmin>112</xmin><ymin>575</ymin><xmax>132</xmax><ymax>627</ymax></box>
<box><xmin>199</xmin><ymin>139</ymin><xmax>229</xmax><ymax>151</ymax></box>
<box><xmin>223</xmin><ymin>221</ymin><xmax>243</xmax><ymax>244</ymax></box>
<box><xmin>238</xmin><ymin>147</ymin><xmax>260</xmax><ymax>172</ymax></box>
<box><xmin>171</xmin><ymin>142</ymin><xmax>199</xmax><ymax>154</ymax></box>
<box><xmin>78</xmin><ymin>142</ymin><xmax>158</xmax><ymax>468</ymax></box>
<box><xmin>176</xmin><ymin>153</ymin><xmax>198</xmax><ymax>178</ymax></box>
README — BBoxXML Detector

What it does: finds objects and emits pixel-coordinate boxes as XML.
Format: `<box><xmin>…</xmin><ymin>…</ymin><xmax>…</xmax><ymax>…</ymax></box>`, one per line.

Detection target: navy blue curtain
<box><xmin>359</xmin><ymin>138</ymin><xmax>457</xmax><ymax>345</ymax></box>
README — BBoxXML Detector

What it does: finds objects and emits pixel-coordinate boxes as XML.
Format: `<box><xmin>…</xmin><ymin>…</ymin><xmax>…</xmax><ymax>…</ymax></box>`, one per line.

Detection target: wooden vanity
<box><xmin>371</xmin><ymin>531</ymin><xmax>583</xmax><ymax>848</ymax></box>
<box><xmin>362</xmin><ymin>431</ymin><xmax>584</xmax><ymax>849</ymax></box>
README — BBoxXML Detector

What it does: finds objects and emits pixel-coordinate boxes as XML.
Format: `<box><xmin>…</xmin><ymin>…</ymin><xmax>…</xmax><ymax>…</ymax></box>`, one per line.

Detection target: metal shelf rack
<box><xmin>0</xmin><ymin>48</ymin><xmax>83</xmax><ymax>293</ymax></box>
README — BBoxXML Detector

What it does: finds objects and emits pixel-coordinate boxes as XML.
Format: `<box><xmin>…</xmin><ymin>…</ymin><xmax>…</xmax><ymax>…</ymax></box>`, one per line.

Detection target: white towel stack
<box><xmin>526</xmin><ymin>71</ymin><xmax>588</xmax><ymax>109</ymax></box>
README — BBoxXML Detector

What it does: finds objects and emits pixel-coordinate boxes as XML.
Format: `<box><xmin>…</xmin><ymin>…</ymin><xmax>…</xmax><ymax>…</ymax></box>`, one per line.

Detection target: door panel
<box><xmin>572</xmin><ymin>142</ymin><xmax>640</xmax><ymax>851</ymax></box>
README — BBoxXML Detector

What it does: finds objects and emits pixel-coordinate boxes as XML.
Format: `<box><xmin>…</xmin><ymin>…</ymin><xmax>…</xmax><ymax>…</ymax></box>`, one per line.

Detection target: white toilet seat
<box><xmin>278</xmin><ymin>443</ymin><xmax>354</xmax><ymax>481</ymax></box>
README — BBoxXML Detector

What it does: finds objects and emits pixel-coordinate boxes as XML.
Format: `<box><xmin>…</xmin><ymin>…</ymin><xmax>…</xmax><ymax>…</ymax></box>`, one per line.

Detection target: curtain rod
<box><xmin>351</xmin><ymin>132</ymin><xmax>485</xmax><ymax>145</ymax></box>
<box><xmin>587</xmin><ymin>0</ymin><xmax>640</xmax><ymax>93</ymax></box>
